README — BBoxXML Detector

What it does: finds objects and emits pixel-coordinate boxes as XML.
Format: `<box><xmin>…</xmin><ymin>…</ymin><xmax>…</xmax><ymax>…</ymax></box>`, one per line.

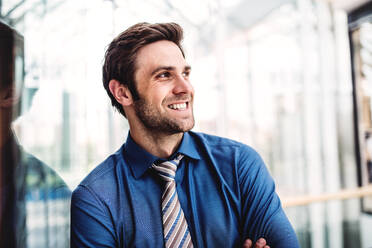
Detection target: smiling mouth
<box><xmin>168</xmin><ymin>102</ymin><xmax>187</xmax><ymax>110</ymax></box>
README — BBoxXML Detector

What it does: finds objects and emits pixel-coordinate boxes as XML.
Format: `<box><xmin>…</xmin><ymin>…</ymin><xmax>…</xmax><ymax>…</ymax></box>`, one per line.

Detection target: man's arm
<box><xmin>70</xmin><ymin>185</ymin><xmax>117</xmax><ymax>247</ymax></box>
<box><xmin>238</xmin><ymin>146</ymin><xmax>300</xmax><ymax>248</ymax></box>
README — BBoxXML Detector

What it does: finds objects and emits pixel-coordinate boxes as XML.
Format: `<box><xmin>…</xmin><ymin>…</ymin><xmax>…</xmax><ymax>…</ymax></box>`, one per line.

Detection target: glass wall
<box><xmin>1</xmin><ymin>0</ymin><xmax>371</xmax><ymax>247</ymax></box>
<box><xmin>0</xmin><ymin>20</ymin><xmax>70</xmax><ymax>247</ymax></box>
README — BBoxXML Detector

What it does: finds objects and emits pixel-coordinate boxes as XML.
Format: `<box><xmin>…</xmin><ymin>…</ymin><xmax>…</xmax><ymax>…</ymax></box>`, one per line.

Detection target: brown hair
<box><xmin>102</xmin><ymin>22</ymin><xmax>185</xmax><ymax>117</ymax></box>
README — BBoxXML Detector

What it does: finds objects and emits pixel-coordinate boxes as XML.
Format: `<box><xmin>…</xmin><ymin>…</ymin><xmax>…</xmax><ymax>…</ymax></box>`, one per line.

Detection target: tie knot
<box><xmin>152</xmin><ymin>154</ymin><xmax>184</xmax><ymax>182</ymax></box>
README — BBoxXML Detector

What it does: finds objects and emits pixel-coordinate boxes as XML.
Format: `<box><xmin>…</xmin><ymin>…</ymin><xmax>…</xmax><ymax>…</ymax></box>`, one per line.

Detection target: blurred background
<box><xmin>1</xmin><ymin>0</ymin><xmax>372</xmax><ymax>247</ymax></box>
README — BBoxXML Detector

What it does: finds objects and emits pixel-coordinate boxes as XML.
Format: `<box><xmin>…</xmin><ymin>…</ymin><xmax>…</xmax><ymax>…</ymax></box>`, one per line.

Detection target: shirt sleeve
<box><xmin>238</xmin><ymin>146</ymin><xmax>300</xmax><ymax>248</ymax></box>
<box><xmin>70</xmin><ymin>185</ymin><xmax>117</xmax><ymax>248</ymax></box>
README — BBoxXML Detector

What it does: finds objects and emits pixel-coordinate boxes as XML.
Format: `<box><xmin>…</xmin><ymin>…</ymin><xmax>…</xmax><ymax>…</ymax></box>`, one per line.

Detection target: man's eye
<box><xmin>182</xmin><ymin>71</ymin><xmax>190</xmax><ymax>78</ymax></box>
<box><xmin>157</xmin><ymin>72</ymin><xmax>170</xmax><ymax>78</ymax></box>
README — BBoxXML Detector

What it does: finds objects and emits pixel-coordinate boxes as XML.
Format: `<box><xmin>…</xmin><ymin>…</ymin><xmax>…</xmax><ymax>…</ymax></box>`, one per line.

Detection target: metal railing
<box><xmin>281</xmin><ymin>185</ymin><xmax>372</xmax><ymax>207</ymax></box>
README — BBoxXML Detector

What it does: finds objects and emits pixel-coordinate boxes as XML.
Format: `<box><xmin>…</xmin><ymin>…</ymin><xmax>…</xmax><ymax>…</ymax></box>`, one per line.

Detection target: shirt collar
<box><xmin>122</xmin><ymin>131</ymin><xmax>201</xmax><ymax>179</ymax></box>
<box><xmin>177</xmin><ymin>131</ymin><xmax>201</xmax><ymax>161</ymax></box>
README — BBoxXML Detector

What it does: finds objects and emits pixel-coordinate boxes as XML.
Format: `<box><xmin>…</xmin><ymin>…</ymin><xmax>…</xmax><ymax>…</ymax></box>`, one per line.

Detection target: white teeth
<box><xmin>169</xmin><ymin>103</ymin><xmax>187</xmax><ymax>110</ymax></box>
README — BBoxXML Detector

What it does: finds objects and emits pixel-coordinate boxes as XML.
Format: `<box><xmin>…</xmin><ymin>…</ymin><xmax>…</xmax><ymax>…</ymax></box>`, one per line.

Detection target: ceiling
<box><xmin>226</xmin><ymin>0</ymin><xmax>294</xmax><ymax>30</ymax></box>
<box><xmin>330</xmin><ymin>0</ymin><xmax>371</xmax><ymax>12</ymax></box>
<box><xmin>226</xmin><ymin>0</ymin><xmax>371</xmax><ymax>30</ymax></box>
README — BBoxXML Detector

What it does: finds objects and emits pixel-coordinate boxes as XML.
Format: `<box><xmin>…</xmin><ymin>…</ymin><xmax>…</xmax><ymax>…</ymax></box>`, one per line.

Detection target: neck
<box><xmin>129</xmin><ymin>123</ymin><xmax>184</xmax><ymax>159</ymax></box>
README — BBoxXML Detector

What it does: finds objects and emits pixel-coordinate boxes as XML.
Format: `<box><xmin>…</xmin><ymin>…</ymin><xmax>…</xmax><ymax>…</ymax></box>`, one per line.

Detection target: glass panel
<box><xmin>0</xmin><ymin>21</ymin><xmax>70</xmax><ymax>247</ymax></box>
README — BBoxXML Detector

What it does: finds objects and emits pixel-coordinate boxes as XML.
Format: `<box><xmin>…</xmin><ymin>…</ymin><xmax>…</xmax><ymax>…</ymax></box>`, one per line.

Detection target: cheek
<box><xmin>153</xmin><ymin>88</ymin><xmax>172</xmax><ymax>106</ymax></box>
<box><xmin>160</xmin><ymin>96</ymin><xmax>170</xmax><ymax>108</ymax></box>
<box><xmin>143</xmin><ymin>94</ymin><xmax>167</xmax><ymax>110</ymax></box>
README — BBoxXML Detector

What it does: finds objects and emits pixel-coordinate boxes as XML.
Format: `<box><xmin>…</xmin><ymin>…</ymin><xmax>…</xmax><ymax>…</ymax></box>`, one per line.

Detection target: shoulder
<box><xmin>189</xmin><ymin>131</ymin><xmax>242</xmax><ymax>147</ymax></box>
<box><xmin>79</xmin><ymin>146</ymin><xmax>124</xmax><ymax>188</ymax></box>
<box><xmin>23</xmin><ymin>152</ymin><xmax>68</xmax><ymax>187</ymax></box>
<box><xmin>20</xmin><ymin>151</ymin><xmax>71</xmax><ymax>200</ymax></box>
<box><xmin>189</xmin><ymin>131</ymin><xmax>266</xmax><ymax>175</ymax></box>
<box><xmin>189</xmin><ymin>131</ymin><xmax>261</xmax><ymax>160</ymax></box>
<box><xmin>25</xmin><ymin>153</ymin><xmax>64</xmax><ymax>182</ymax></box>
<box><xmin>188</xmin><ymin>132</ymin><xmax>271</xmax><ymax>193</ymax></box>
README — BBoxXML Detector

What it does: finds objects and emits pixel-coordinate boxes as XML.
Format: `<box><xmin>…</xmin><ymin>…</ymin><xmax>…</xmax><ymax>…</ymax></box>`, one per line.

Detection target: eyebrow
<box><xmin>150</xmin><ymin>65</ymin><xmax>192</xmax><ymax>76</ymax></box>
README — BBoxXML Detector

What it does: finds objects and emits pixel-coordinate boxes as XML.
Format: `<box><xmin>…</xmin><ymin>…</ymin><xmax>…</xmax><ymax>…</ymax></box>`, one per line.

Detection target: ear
<box><xmin>108</xmin><ymin>80</ymin><xmax>133</xmax><ymax>107</ymax></box>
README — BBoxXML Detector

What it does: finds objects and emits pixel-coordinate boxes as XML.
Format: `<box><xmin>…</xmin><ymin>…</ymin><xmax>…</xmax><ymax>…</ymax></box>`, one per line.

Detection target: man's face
<box><xmin>132</xmin><ymin>40</ymin><xmax>195</xmax><ymax>134</ymax></box>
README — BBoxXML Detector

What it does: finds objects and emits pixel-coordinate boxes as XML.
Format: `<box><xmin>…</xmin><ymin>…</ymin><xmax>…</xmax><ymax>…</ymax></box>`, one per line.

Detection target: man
<box><xmin>1</xmin><ymin>20</ymin><xmax>71</xmax><ymax>247</ymax></box>
<box><xmin>71</xmin><ymin>22</ymin><xmax>299</xmax><ymax>248</ymax></box>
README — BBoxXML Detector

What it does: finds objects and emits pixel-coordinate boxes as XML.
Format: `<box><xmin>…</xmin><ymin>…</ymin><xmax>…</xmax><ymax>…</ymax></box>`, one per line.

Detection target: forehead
<box><xmin>135</xmin><ymin>40</ymin><xmax>186</xmax><ymax>74</ymax></box>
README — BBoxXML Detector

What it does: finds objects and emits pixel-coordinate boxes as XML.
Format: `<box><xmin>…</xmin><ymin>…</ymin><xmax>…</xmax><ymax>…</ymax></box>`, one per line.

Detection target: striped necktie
<box><xmin>152</xmin><ymin>154</ymin><xmax>194</xmax><ymax>248</ymax></box>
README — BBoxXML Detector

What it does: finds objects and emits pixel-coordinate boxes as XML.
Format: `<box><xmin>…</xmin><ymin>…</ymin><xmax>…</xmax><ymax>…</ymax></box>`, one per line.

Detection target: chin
<box><xmin>179</xmin><ymin>121</ymin><xmax>195</xmax><ymax>133</ymax></box>
<box><xmin>168</xmin><ymin>119</ymin><xmax>195</xmax><ymax>134</ymax></box>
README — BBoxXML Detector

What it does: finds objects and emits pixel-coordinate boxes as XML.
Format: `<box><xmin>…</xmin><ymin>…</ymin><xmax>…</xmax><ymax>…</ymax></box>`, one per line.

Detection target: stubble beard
<box><xmin>133</xmin><ymin>97</ymin><xmax>195</xmax><ymax>135</ymax></box>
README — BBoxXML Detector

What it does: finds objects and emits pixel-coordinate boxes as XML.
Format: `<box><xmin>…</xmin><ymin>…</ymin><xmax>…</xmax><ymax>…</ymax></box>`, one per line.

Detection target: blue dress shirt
<box><xmin>71</xmin><ymin>131</ymin><xmax>299</xmax><ymax>248</ymax></box>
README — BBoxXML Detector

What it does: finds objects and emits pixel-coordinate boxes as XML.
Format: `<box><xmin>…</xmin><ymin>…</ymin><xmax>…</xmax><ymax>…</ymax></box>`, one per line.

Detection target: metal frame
<box><xmin>348</xmin><ymin>0</ymin><xmax>372</xmax><ymax>214</ymax></box>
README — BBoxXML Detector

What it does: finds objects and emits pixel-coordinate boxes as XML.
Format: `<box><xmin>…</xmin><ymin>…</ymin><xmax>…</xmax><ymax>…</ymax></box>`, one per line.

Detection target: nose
<box><xmin>173</xmin><ymin>74</ymin><xmax>194</xmax><ymax>95</ymax></box>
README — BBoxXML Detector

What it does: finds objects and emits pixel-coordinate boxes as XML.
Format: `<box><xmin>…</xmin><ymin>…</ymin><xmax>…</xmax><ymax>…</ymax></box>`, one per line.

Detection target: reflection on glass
<box><xmin>0</xmin><ymin>21</ymin><xmax>71</xmax><ymax>247</ymax></box>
